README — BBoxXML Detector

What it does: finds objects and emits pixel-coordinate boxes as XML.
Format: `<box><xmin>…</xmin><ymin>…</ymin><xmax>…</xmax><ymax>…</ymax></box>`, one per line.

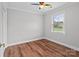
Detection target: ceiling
<box><xmin>7</xmin><ymin>2</ymin><xmax>68</xmax><ymax>14</ymax></box>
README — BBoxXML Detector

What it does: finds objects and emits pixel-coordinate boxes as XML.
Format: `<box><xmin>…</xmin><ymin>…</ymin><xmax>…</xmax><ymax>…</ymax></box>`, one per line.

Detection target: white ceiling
<box><xmin>7</xmin><ymin>2</ymin><xmax>67</xmax><ymax>14</ymax></box>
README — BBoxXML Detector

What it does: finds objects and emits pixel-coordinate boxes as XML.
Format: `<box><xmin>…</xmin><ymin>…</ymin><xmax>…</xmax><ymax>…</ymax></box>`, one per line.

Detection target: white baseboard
<box><xmin>44</xmin><ymin>37</ymin><xmax>79</xmax><ymax>51</ymax></box>
<box><xmin>6</xmin><ymin>37</ymin><xmax>44</xmax><ymax>48</ymax></box>
<box><xmin>6</xmin><ymin>37</ymin><xmax>79</xmax><ymax>52</ymax></box>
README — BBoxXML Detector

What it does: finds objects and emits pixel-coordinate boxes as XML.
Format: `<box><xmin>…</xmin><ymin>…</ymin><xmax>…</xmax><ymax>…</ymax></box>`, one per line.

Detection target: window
<box><xmin>52</xmin><ymin>13</ymin><xmax>64</xmax><ymax>32</ymax></box>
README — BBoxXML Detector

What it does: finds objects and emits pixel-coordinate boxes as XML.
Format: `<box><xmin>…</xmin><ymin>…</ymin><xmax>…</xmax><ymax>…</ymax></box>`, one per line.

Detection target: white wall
<box><xmin>44</xmin><ymin>3</ymin><xmax>79</xmax><ymax>50</ymax></box>
<box><xmin>7</xmin><ymin>8</ymin><xmax>43</xmax><ymax>45</ymax></box>
<box><xmin>0</xmin><ymin>3</ymin><xmax>3</xmax><ymax>57</ymax></box>
<box><xmin>0</xmin><ymin>3</ymin><xmax>2</xmax><ymax>43</ymax></box>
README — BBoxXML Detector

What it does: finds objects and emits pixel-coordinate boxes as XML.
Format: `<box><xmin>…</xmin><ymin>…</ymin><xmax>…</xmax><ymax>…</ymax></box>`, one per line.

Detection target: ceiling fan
<box><xmin>31</xmin><ymin>2</ymin><xmax>52</xmax><ymax>9</ymax></box>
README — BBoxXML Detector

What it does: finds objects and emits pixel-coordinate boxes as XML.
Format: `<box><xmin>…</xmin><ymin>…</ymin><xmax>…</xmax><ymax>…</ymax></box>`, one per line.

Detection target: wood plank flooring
<box><xmin>4</xmin><ymin>39</ymin><xmax>79</xmax><ymax>57</ymax></box>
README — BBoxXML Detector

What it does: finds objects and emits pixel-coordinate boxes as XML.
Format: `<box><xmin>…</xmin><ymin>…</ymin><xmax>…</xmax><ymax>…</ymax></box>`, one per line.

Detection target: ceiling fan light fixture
<box><xmin>31</xmin><ymin>2</ymin><xmax>53</xmax><ymax>10</ymax></box>
<box><xmin>39</xmin><ymin>5</ymin><xmax>45</xmax><ymax>9</ymax></box>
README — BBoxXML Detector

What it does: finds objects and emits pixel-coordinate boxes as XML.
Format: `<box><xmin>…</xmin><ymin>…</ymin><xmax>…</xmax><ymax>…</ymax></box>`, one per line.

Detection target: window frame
<box><xmin>51</xmin><ymin>12</ymin><xmax>65</xmax><ymax>33</ymax></box>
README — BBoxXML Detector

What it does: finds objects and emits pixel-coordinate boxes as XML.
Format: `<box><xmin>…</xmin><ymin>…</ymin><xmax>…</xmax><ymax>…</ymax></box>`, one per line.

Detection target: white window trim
<box><xmin>51</xmin><ymin>12</ymin><xmax>65</xmax><ymax>33</ymax></box>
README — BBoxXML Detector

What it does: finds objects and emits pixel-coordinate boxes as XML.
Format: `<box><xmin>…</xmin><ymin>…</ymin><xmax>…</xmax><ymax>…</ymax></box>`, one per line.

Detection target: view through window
<box><xmin>52</xmin><ymin>13</ymin><xmax>64</xmax><ymax>32</ymax></box>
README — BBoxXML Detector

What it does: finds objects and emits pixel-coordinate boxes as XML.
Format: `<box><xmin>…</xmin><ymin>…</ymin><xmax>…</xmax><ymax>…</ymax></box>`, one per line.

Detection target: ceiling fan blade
<box><xmin>45</xmin><ymin>4</ymin><xmax>52</xmax><ymax>8</ymax></box>
<box><xmin>31</xmin><ymin>3</ymin><xmax>39</xmax><ymax>5</ymax></box>
<box><xmin>45</xmin><ymin>4</ymin><xmax>51</xmax><ymax>6</ymax></box>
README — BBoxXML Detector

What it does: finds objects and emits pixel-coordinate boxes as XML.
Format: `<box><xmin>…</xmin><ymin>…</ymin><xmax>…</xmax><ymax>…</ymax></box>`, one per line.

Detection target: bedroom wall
<box><xmin>7</xmin><ymin>8</ymin><xmax>43</xmax><ymax>45</ymax></box>
<box><xmin>0</xmin><ymin>3</ymin><xmax>2</xmax><ymax>43</ymax></box>
<box><xmin>44</xmin><ymin>3</ymin><xmax>79</xmax><ymax>50</ymax></box>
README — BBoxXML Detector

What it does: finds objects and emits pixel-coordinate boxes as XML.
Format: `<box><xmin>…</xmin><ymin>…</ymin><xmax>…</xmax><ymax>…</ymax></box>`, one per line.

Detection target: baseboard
<box><xmin>6</xmin><ymin>37</ymin><xmax>44</xmax><ymax>48</ymax></box>
<box><xmin>44</xmin><ymin>37</ymin><xmax>79</xmax><ymax>51</ymax></box>
<box><xmin>6</xmin><ymin>37</ymin><xmax>79</xmax><ymax>52</ymax></box>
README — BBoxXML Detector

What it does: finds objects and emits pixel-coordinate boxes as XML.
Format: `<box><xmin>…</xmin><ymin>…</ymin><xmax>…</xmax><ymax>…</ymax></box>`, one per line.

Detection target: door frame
<box><xmin>0</xmin><ymin>2</ymin><xmax>7</xmax><ymax>57</ymax></box>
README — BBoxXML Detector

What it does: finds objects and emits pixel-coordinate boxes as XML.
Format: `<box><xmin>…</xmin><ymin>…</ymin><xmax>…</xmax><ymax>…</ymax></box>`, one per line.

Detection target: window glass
<box><xmin>53</xmin><ymin>14</ymin><xmax>64</xmax><ymax>32</ymax></box>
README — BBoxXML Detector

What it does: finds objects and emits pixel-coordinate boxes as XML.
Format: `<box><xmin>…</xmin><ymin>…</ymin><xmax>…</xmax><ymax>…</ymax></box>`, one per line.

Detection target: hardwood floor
<box><xmin>4</xmin><ymin>39</ymin><xmax>79</xmax><ymax>57</ymax></box>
